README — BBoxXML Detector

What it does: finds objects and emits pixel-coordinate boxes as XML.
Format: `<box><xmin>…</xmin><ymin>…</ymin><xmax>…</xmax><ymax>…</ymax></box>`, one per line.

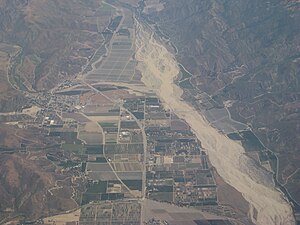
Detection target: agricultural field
<box><xmin>104</xmin><ymin>143</ymin><xmax>144</xmax><ymax>154</ymax></box>
<box><xmin>80</xmin><ymin>202</ymin><xmax>141</xmax><ymax>225</ymax></box>
<box><xmin>84</xmin><ymin>4</ymin><xmax>141</xmax><ymax>84</ymax></box>
<box><xmin>78</xmin><ymin>131</ymin><xmax>103</xmax><ymax>145</ymax></box>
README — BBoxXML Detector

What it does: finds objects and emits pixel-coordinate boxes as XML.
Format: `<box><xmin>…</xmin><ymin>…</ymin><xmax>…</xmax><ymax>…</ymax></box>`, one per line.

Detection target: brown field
<box><xmin>213</xmin><ymin>169</ymin><xmax>251</xmax><ymax>220</ymax></box>
<box><xmin>82</xmin><ymin>122</ymin><xmax>101</xmax><ymax>132</ymax></box>
<box><xmin>42</xmin><ymin>209</ymin><xmax>81</xmax><ymax>225</ymax></box>
<box><xmin>112</xmin><ymin>162</ymin><xmax>142</xmax><ymax>172</ymax></box>
<box><xmin>86</xmin><ymin>162</ymin><xmax>112</xmax><ymax>172</ymax></box>
<box><xmin>103</xmin><ymin>89</ymin><xmax>137</xmax><ymax>100</ymax></box>
<box><xmin>171</xmin><ymin>120</ymin><xmax>190</xmax><ymax>131</ymax></box>
<box><xmin>146</xmin><ymin>119</ymin><xmax>169</xmax><ymax>127</ymax></box>
<box><xmin>84</xmin><ymin>105</ymin><xmax>116</xmax><ymax>114</ymax></box>
<box><xmin>78</xmin><ymin>131</ymin><xmax>103</xmax><ymax>145</ymax></box>
<box><xmin>62</xmin><ymin>113</ymin><xmax>90</xmax><ymax>123</ymax></box>
<box><xmin>105</xmin><ymin>133</ymin><xmax>118</xmax><ymax>143</ymax></box>
<box><xmin>113</xmin><ymin>154</ymin><xmax>140</xmax><ymax>162</ymax></box>
<box><xmin>88</xmin><ymin>116</ymin><xmax>120</xmax><ymax>122</ymax></box>
<box><xmin>142</xmin><ymin>199</ymin><xmax>226</xmax><ymax>222</ymax></box>
<box><xmin>0</xmin><ymin>124</ymin><xmax>45</xmax><ymax>148</ymax></box>
<box><xmin>80</xmin><ymin>92</ymin><xmax>113</xmax><ymax>105</ymax></box>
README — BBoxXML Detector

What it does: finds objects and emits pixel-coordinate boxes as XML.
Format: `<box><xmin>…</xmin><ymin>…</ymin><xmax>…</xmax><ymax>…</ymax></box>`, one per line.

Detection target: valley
<box><xmin>0</xmin><ymin>0</ymin><xmax>299</xmax><ymax>225</ymax></box>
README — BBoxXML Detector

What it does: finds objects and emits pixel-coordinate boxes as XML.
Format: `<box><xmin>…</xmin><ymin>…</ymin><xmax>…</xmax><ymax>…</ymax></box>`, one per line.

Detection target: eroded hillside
<box><xmin>0</xmin><ymin>0</ymin><xmax>113</xmax><ymax>93</ymax></box>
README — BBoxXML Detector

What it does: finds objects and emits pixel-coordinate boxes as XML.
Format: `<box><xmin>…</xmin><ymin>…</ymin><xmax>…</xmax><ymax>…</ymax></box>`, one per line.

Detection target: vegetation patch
<box><xmin>62</xmin><ymin>143</ymin><xmax>85</xmax><ymax>154</ymax></box>
<box><xmin>227</xmin><ymin>132</ymin><xmax>243</xmax><ymax>140</ymax></box>
<box><xmin>149</xmin><ymin>192</ymin><xmax>173</xmax><ymax>202</ymax></box>
<box><xmin>240</xmin><ymin>130</ymin><xmax>265</xmax><ymax>151</ymax></box>
<box><xmin>123</xmin><ymin>180</ymin><xmax>142</xmax><ymax>191</ymax></box>
<box><xmin>179</xmin><ymin>64</ymin><xmax>192</xmax><ymax>81</ymax></box>
<box><xmin>59</xmin><ymin>160</ymin><xmax>80</xmax><ymax>169</ymax></box>
<box><xmin>108</xmin><ymin>16</ymin><xmax>123</xmax><ymax>31</ymax></box>
<box><xmin>61</xmin><ymin>132</ymin><xmax>81</xmax><ymax>144</ymax></box>
<box><xmin>86</xmin><ymin>181</ymin><xmax>107</xmax><ymax>194</ymax></box>
<box><xmin>99</xmin><ymin>122</ymin><xmax>118</xmax><ymax>128</ymax></box>
<box><xmin>95</xmin><ymin>157</ymin><xmax>107</xmax><ymax>163</ymax></box>
<box><xmin>132</xmin><ymin>112</ymin><xmax>144</xmax><ymax>119</ymax></box>
<box><xmin>86</xmin><ymin>145</ymin><xmax>104</xmax><ymax>154</ymax></box>
<box><xmin>179</xmin><ymin>79</ymin><xmax>194</xmax><ymax>89</ymax></box>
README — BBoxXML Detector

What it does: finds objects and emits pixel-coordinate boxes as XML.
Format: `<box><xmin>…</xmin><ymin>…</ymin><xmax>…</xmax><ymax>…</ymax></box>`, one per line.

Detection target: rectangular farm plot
<box><xmin>99</xmin><ymin>121</ymin><xmax>119</xmax><ymax>134</ymax></box>
<box><xmin>62</xmin><ymin>143</ymin><xmax>85</xmax><ymax>154</ymax></box>
<box><xmin>104</xmin><ymin>143</ymin><xmax>144</xmax><ymax>154</ymax></box>
<box><xmin>127</xmin><ymin>143</ymin><xmax>144</xmax><ymax>153</ymax></box>
<box><xmin>120</xmin><ymin>120</ymin><xmax>140</xmax><ymax>129</ymax></box>
<box><xmin>79</xmin><ymin>131</ymin><xmax>103</xmax><ymax>145</ymax></box>
<box><xmin>86</xmin><ymin>114</ymin><xmax>120</xmax><ymax>120</ymax></box>
<box><xmin>85</xmin><ymin>74</ymin><xmax>109</xmax><ymax>81</ymax></box>
<box><xmin>113</xmin><ymin>62</ymin><xmax>128</xmax><ymax>70</ymax></box>
<box><xmin>80</xmin><ymin>202</ymin><xmax>141</xmax><ymax>224</ymax></box>
<box><xmin>112</xmin><ymin>41</ymin><xmax>132</xmax><ymax>46</ymax></box>
<box><xmin>117</xmin><ymin>171</ymin><xmax>142</xmax><ymax>180</ymax></box>
<box><xmin>88</xmin><ymin>155</ymin><xmax>107</xmax><ymax>162</ymax></box>
<box><xmin>86</xmin><ymin>145</ymin><xmax>104</xmax><ymax>154</ymax></box>
<box><xmin>88</xmin><ymin>171</ymin><xmax>118</xmax><ymax>181</ymax></box>
<box><xmin>119</xmin><ymin>76</ymin><xmax>135</xmax><ymax>82</ymax></box>
<box><xmin>81</xmin><ymin>192</ymin><xmax>124</xmax><ymax>205</ymax></box>
<box><xmin>62</xmin><ymin>112</ymin><xmax>90</xmax><ymax>123</ymax></box>
<box><xmin>86</xmin><ymin>162</ymin><xmax>112</xmax><ymax>172</ymax></box>
<box><xmin>105</xmin><ymin>132</ymin><xmax>118</xmax><ymax>144</ymax></box>
<box><xmin>99</xmin><ymin>121</ymin><xmax>118</xmax><ymax>128</ymax></box>
<box><xmin>88</xmin><ymin>171</ymin><xmax>142</xmax><ymax>181</ymax></box>
<box><xmin>110</xmin><ymin>52</ymin><xmax>133</xmax><ymax>58</ymax></box>
<box><xmin>204</xmin><ymin>108</ymin><xmax>228</xmax><ymax>123</ymax></box>
<box><xmin>112</xmin><ymin>162</ymin><xmax>142</xmax><ymax>172</ymax></box>
<box><xmin>86</xmin><ymin>162</ymin><xmax>119</xmax><ymax>181</ymax></box>
<box><xmin>112</xmin><ymin>45</ymin><xmax>132</xmax><ymax>50</ymax></box>
<box><xmin>86</xmin><ymin>161</ymin><xmax>142</xmax><ymax>181</ymax></box>
<box><xmin>92</xmin><ymin>69</ymin><xmax>113</xmax><ymax>74</ymax></box>
<box><xmin>86</xmin><ymin>181</ymin><xmax>108</xmax><ymax>194</ymax></box>
<box><xmin>124</xmin><ymin>61</ymin><xmax>136</xmax><ymax>68</ymax></box>
<box><xmin>123</xmin><ymin>180</ymin><xmax>142</xmax><ymax>191</ymax></box>
<box><xmin>149</xmin><ymin>192</ymin><xmax>174</xmax><ymax>203</ymax></box>
<box><xmin>108</xmin><ymin>69</ymin><xmax>123</xmax><ymax>75</ymax></box>
<box><xmin>120</xmin><ymin>70</ymin><xmax>135</xmax><ymax>76</ymax></box>
<box><xmin>106</xmin><ymin>75</ymin><xmax>120</xmax><ymax>81</ymax></box>
<box><xmin>113</xmin><ymin>154</ymin><xmax>141</xmax><ymax>162</ymax></box>
<box><xmin>102</xmin><ymin>62</ymin><xmax>117</xmax><ymax>69</ymax></box>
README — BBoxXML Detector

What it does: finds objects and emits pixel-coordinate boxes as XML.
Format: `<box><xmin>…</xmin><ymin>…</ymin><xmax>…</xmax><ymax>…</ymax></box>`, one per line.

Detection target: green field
<box><xmin>59</xmin><ymin>160</ymin><xmax>80</xmax><ymax>169</ymax></box>
<box><xmin>179</xmin><ymin>79</ymin><xmax>194</xmax><ymax>89</ymax></box>
<box><xmin>61</xmin><ymin>132</ymin><xmax>81</xmax><ymax>144</ymax></box>
<box><xmin>179</xmin><ymin>64</ymin><xmax>192</xmax><ymax>81</ymax></box>
<box><xmin>227</xmin><ymin>132</ymin><xmax>243</xmax><ymax>140</ymax></box>
<box><xmin>86</xmin><ymin>145</ymin><xmax>104</xmax><ymax>154</ymax></box>
<box><xmin>240</xmin><ymin>130</ymin><xmax>265</xmax><ymax>151</ymax></box>
<box><xmin>62</xmin><ymin>143</ymin><xmax>85</xmax><ymax>154</ymax></box>
<box><xmin>86</xmin><ymin>181</ymin><xmax>107</xmax><ymax>194</ymax></box>
<box><xmin>95</xmin><ymin>157</ymin><xmax>107</xmax><ymax>163</ymax></box>
<box><xmin>149</xmin><ymin>192</ymin><xmax>173</xmax><ymax>202</ymax></box>
<box><xmin>123</xmin><ymin>180</ymin><xmax>142</xmax><ymax>191</ymax></box>
<box><xmin>99</xmin><ymin>122</ymin><xmax>118</xmax><ymax>128</ymax></box>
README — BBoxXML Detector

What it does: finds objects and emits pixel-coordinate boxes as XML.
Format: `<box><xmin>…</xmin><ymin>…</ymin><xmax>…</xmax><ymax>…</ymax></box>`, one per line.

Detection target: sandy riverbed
<box><xmin>134</xmin><ymin>20</ymin><xmax>295</xmax><ymax>225</ymax></box>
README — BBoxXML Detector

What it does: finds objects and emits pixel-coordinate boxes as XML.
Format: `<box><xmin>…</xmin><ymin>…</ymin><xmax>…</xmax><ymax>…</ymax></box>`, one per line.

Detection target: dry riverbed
<box><xmin>135</xmin><ymin>19</ymin><xmax>295</xmax><ymax>225</ymax></box>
